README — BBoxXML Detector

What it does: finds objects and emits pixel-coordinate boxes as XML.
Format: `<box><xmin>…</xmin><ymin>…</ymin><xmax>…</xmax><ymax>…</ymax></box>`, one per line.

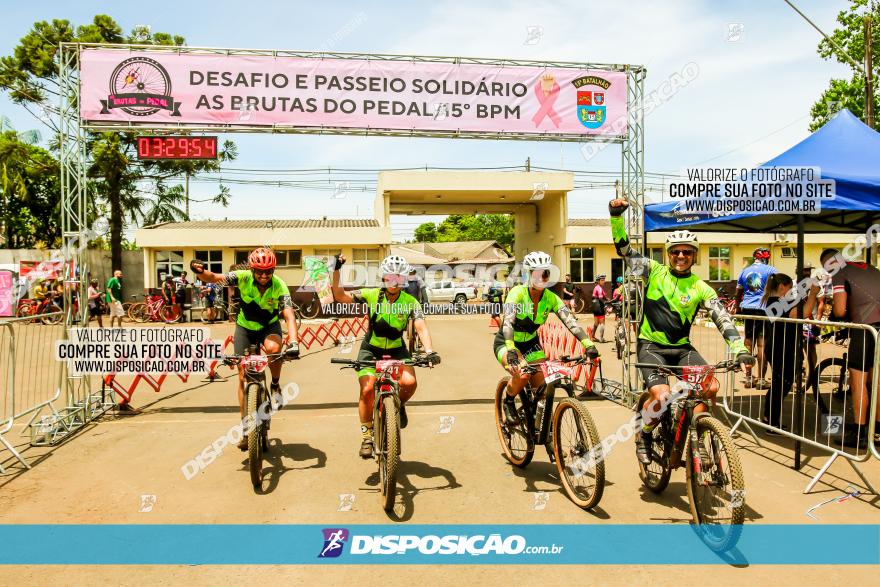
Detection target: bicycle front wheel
<box><xmin>41</xmin><ymin>304</ymin><xmax>63</xmax><ymax>325</ymax></box>
<box><xmin>493</xmin><ymin>377</ymin><xmax>534</xmax><ymax>467</ymax></box>
<box><xmin>636</xmin><ymin>393</ymin><xmax>672</xmax><ymax>494</ymax></box>
<box><xmin>575</xmin><ymin>297</ymin><xmax>586</xmax><ymax>314</ymax></box>
<box><xmin>552</xmin><ymin>397</ymin><xmax>605</xmax><ymax>509</ymax></box>
<box><xmin>246</xmin><ymin>383</ymin><xmax>264</xmax><ymax>490</ymax></box>
<box><xmin>686</xmin><ymin>416</ymin><xmax>745</xmax><ymax>551</ymax></box>
<box><xmin>301</xmin><ymin>296</ymin><xmax>321</xmax><ymax>319</ymax></box>
<box><xmin>128</xmin><ymin>303</ymin><xmax>149</xmax><ymax>323</ymax></box>
<box><xmin>379</xmin><ymin>395</ymin><xmax>400</xmax><ymax>512</ymax></box>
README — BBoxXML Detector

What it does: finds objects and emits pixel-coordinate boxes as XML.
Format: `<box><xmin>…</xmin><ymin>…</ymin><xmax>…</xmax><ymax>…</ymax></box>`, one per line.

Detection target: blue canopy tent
<box><xmin>645</xmin><ymin>109</ymin><xmax>880</xmax><ymax>234</ymax></box>
<box><xmin>642</xmin><ymin>110</ymin><xmax>880</xmax><ymax>471</ymax></box>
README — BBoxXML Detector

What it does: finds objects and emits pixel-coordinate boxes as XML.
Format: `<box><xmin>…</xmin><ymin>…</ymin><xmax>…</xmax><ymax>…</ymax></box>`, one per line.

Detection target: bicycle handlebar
<box><xmin>223</xmin><ymin>345</ymin><xmax>300</xmax><ymax>366</ymax></box>
<box><xmin>331</xmin><ymin>355</ymin><xmax>435</xmax><ymax>369</ymax></box>
<box><xmin>632</xmin><ymin>359</ymin><xmax>740</xmax><ymax>377</ymax></box>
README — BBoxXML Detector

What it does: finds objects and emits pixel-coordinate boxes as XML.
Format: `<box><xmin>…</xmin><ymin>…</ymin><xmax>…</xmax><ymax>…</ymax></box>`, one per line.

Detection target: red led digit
<box><xmin>192</xmin><ymin>138</ymin><xmax>202</xmax><ymax>157</ymax></box>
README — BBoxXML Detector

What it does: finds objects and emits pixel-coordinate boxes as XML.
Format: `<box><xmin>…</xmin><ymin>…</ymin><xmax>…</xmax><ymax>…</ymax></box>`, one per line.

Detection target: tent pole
<box><xmin>794</xmin><ymin>215</ymin><xmax>805</xmax><ymax>470</ymax></box>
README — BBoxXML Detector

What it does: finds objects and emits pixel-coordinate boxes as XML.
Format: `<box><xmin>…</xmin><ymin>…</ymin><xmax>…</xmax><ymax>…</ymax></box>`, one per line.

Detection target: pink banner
<box><xmin>0</xmin><ymin>271</ymin><xmax>12</xmax><ymax>317</ymax></box>
<box><xmin>79</xmin><ymin>50</ymin><xmax>628</xmax><ymax>138</ymax></box>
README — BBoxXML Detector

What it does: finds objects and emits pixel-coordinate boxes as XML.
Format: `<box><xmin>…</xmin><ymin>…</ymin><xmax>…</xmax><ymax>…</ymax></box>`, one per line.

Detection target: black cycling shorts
<box><xmin>637</xmin><ymin>340</ymin><xmax>707</xmax><ymax>389</ymax></box>
<box><xmin>739</xmin><ymin>307</ymin><xmax>768</xmax><ymax>340</ymax></box>
<box><xmin>233</xmin><ymin>321</ymin><xmax>283</xmax><ymax>355</ymax></box>
<box><xmin>357</xmin><ymin>340</ymin><xmax>411</xmax><ymax>377</ymax></box>
<box><xmin>847</xmin><ymin>325</ymin><xmax>880</xmax><ymax>372</ymax></box>
<box><xmin>493</xmin><ymin>329</ymin><xmax>544</xmax><ymax>364</ymax></box>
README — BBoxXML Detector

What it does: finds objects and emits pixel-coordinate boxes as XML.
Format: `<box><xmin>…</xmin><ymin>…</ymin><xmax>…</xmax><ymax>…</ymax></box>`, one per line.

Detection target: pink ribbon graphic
<box><xmin>532</xmin><ymin>81</ymin><xmax>562</xmax><ymax>128</ymax></box>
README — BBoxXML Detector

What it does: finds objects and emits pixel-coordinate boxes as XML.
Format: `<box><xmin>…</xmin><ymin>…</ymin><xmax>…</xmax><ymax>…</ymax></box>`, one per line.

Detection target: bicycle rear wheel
<box><xmin>162</xmin><ymin>304</ymin><xmax>181</xmax><ymax>323</ymax></box>
<box><xmin>493</xmin><ymin>377</ymin><xmax>534</xmax><ymax>467</ymax></box>
<box><xmin>378</xmin><ymin>395</ymin><xmax>400</xmax><ymax>511</ymax></box>
<box><xmin>686</xmin><ymin>416</ymin><xmax>745</xmax><ymax>551</ymax></box>
<box><xmin>552</xmin><ymin>397</ymin><xmax>605</xmax><ymax>509</ymax></box>
<box><xmin>300</xmin><ymin>296</ymin><xmax>321</xmax><ymax>319</ymax></box>
<box><xmin>574</xmin><ymin>297</ymin><xmax>586</xmax><ymax>314</ymax></box>
<box><xmin>636</xmin><ymin>393</ymin><xmax>673</xmax><ymax>494</ymax></box>
<box><xmin>246</xmin><ymin>383</ymin><xmax>264</xmax><ymax>490</ymax></box>
<box><xmin>128</xmin><ymin>303</ymin><xmax>149</xmax><ymax>323</ymax></box>
<box><xmin>40</xmin><ymin>304</ymin><xmax>64</xmax><ymax>325</ymax></box>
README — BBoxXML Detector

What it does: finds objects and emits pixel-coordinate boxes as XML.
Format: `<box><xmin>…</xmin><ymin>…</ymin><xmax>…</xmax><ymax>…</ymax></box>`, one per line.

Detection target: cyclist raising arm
<box><xmin>608</xmin><ymin>198</ymin><xmax>754</xmax><ymax>464</ymax></box>
<box><xmin>331</xmin><ymin>254</ymin><xmax>440</xmax><ymax>458</ymax></box>
<box><xmin>496</xmin><ymin>251</ymin><xmax>600</xmax><ymax>422</ymax></box>
<box><xmin>190</xmin><ymin>248</ymin><xmax>299</xmax><ymax>450</ymax></box>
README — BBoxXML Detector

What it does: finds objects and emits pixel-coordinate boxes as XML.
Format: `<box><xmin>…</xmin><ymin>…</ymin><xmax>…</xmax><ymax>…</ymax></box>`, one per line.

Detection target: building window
<box><xmin>194</xmin><ymin>250</ymin><xmax>223</xmax><ymax>274</ymax></box>
<box><xmin>276</xmin><ymin>250</ymin><xmax>302</xmax><ymax>268</ymax></box>
<box><xmin>649</xmin><ymin>247</ymin><xmax>664</xmax><ymax>264</ymax></box>
<box><xmin>709</xmin><ymin>246</ymin><xmax>732</xmax><ymax>280</ymax></box>
<box><xmin>568</xmin><ymin>247</ymin><xmax>595</xmax><ymax>282</ymax></box>
<box><xmin>156</xmin><ymin>250</ymin><xmax>183</xmax><ymax>284</ymax></box>
<box><xmin>234</xmin><ymin>250</ymin><xmax>250</xmax><ymax>267</ymax></box>
<box><xmin>314</xmin><ymin>248</ymin><xmax>342</xmax><ymax>258</ymax></box>
<box><xmin>352</xmin><ymin>248</ymin><xmax>380</xmax><ymax>271</ymax></box>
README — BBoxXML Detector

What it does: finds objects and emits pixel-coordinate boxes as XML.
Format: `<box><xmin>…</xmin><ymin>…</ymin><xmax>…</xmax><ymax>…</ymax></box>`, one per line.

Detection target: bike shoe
<box><xmin>237</xmin><ymin>436</ymin><xmax>248</xmax><ymax>451</ymax></box>
<box><xmin>635</xmin><ymin>431</ymin><xmax>652</xmax><ymax>465</ymax></box>
<box><xmin>359</xmin><ymin>438</ymin><xmax>374</xmax><ymax>459</ymax></box>
<box><xmin>502</xmin><ymin>397</ymin><xmax>519</xmax><ymax>425</ymax></box>
<box><xmin>399</xmin><ymin>404</ymin><xmax>408</xmax><ymax>429</ymax></box>
<box><xmin>270</xmin><ymin>382</ymin><xmax>282</xmax><ymax>407</ymax></box>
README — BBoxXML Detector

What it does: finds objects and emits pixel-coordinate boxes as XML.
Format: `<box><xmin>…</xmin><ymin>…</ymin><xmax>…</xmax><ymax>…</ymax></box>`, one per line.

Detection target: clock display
<box><xmin>136</xmin><ymin>136</ymin><xmax>218</xmax><ymax>160</ymax></box>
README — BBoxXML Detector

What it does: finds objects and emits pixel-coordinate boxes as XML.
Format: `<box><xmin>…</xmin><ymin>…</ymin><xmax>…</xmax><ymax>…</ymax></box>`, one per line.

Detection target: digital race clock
<box><xmin>136</xmin><ymin>136</ymin><xmax>218</xmax><ymax>160</ymax></box>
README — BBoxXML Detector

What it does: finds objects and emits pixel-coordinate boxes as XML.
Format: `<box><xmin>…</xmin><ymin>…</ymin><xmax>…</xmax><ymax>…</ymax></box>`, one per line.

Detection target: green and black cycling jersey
<box><xmin>220</xmin><ymin>269</ymin><xmax>293</xmax><ymax>331</ymax></box>
<box><xmin>351</xmin><ymin>287</ymin><xmax>424</xmax><ymax>349</ymax></box>
<box><xmin>500</xmin><ymin>284</ymin><xmax>594</xmax><ymax>351</ymax></box>
<box><xmin>610</xmin><ymin>215</ymin><xmax>747</xmax><ymax>354</ymax></box>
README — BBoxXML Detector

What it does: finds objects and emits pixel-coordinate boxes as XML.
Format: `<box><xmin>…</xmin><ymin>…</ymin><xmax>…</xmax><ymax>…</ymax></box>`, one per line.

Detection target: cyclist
<box><xmin>735</xmin><ymin>247</ymin><xmax>777</xmax><ymax>388</ymax></box>
<box><xmin>190</xmin><ymin>248</ymin><xmax>299</xmax><ymax>450</ymax></box>
<box><xmin>591</xmin><ymin>275</ymin><xmax>609</xmax><ymax>342</ymax></box>
<box><xmin>330</xmin><ymin>254</ymin><xmax>440</xmax><ymax>458</ymax></box>
<box><xmin>608</xmin><ymin>198</ymin><xmax>755</xmax><ymax>464</ymax></box>
<box><xmin>33</xmin><ymin>279</ymin><xmax>49</xmax><ymax>302</ymax></box>
<box><xmin>495</xmin><ymin>251</ymin><xmax>600</xmax><ymax>425</ymax></box>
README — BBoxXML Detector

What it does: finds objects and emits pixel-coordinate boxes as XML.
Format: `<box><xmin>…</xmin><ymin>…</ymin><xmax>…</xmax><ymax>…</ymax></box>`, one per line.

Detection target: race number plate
<box><xmin>540</xmin><ymin>361</ymin><xmax>571</xmax><ymax>384</ymax></box>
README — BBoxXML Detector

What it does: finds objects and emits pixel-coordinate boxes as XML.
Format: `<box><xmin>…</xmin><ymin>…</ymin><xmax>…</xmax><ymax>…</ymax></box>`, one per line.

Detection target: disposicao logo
<box><xmin>318</xmin><ymin>528</ymin><xmax>349</xmax><ymax>558</ymax></box>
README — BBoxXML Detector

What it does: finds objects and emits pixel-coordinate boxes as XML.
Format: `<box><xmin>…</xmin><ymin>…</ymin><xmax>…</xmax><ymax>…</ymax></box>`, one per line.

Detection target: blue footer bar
<box><xmin>0</xmin><ymin>525</ymin><xmax>877</xmax><ymax>565</ymax></box>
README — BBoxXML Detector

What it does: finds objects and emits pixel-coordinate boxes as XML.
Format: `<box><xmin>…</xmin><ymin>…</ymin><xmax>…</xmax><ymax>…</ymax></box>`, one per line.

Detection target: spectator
<box><xmin>801</xmin><ymin>263</ymin><xmax>824</xmax><ymax>388</ymax></box>
<box><xmin>174</xmin><ymin>270</ymin><xmax>189</xmax><ymax>322</ymax></box>
<box><xmin>106</xmin><ymin>269</ymin><xmax>124</xmax><ymax>328</ymax></box>
<box><xmin>760</xmin><ymin>273</ymin><xmax>819</xmax><ymax>433</ymax></box>
<box><xmin>736</xmin><ymin>247</ymin><xmax>777</xmax><ymax>389</ymax></box>
<box><xmin>87</xmin><ymin>278</ymin><xmax>104</xmax><ymax>328</ymax></box>
<box><xmin>822</xmin><ymin>248</ymin><xmax>880</xmax><ymax>449</ymax></box>
<box><xmin>591</xmin><ymin>275</ymin><xmax>608</xmax><ymax>342</ymax></box>
<box><xmin>404</xmin><ymin>268</ymin><xmax>427</xmax><ymax>306</ymax></box>
<box><xmin>161</xmin><ymin>274</ymin><xmax>175</xmax><ymax>308</ymax></box>
<box><xmin>562</xmin><ymin>273</ymin><xmax>577</xmax><ymax>315</ymax></box>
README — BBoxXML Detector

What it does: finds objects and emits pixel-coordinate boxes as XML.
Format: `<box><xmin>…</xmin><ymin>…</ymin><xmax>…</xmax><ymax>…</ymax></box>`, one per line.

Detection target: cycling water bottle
<box><xmin>535</xmin><ymin>398</ymin><xmax>546</xmax><ymax>435</ymax></box>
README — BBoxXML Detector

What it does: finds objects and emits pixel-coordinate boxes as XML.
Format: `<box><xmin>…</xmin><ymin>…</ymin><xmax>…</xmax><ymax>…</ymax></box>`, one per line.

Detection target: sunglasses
<box><xmin>669</xmin><ymin>249</ymin><xmax>695</xmax><ymax>258</ymax></box>
<box><xmin>252</xmin><ymin>268</ymin><xmax>274</xmax><ymax>276</ymax></box>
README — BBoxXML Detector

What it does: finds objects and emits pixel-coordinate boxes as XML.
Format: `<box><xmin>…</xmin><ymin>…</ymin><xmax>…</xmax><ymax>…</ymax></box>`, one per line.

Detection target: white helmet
<box><xmin>523</xmin><ymin>251</ymin><xmax>552</xmax><ymax>270</ymax></box>
<box><xmin>379</xmin><ymin>254</ymin><xmax>410</xmax><ymax>276</ymax></box>
<box><xmin>665</xmin><ymin>230</ymin><xmax>699</xmax><ymax>252</ymax></box>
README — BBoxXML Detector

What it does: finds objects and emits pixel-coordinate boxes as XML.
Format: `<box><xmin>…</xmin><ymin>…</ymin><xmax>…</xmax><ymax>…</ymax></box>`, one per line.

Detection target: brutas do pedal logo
<box><xmin>101</xmin><ymin>56</ymin><xmax>181</xmax><ymax>117</ymax></box>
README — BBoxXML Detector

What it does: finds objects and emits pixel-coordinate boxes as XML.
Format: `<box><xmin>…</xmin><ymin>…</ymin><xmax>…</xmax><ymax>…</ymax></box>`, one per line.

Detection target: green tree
<box><xmin>413</xmin><ymin>214</ymin><xmax>514</xmax><ymax>249</ymax></box>
<box><xmin>0</xmin><ymin>129</ymin><xmax>61</xmax><ymax>248</ymax></box>
<box><xmin>0</xmin><ymin>15</ymin><xmax>236</xmax><ymax>270</ymax></box>
<box><xmin>810</xmin><ymin>0</ymin><xmax>879</xmax><ymax>130</ymax></box>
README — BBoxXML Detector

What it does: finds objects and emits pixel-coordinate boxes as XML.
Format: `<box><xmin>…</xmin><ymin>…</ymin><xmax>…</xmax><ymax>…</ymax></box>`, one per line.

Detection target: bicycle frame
<box><xmin>520</xmin><ymin>359</ymin><xmax>584</xmax><ymax>449</ymax></box>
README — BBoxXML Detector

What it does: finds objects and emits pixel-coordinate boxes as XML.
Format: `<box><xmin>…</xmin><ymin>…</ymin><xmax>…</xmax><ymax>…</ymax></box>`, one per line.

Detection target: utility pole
<box><xmin>525</xmin><ymin>157</ymin><xmax>530</xmax><ymax>172</ymax></box>
<box><xmin>185</xmin><ymin>171</ymin><xmax>190</xmax><ymax>220</ymax></box>
<box><xmin>867</xmin><ymin>14</ymin><xmax>875</xmax><ymax>129</ymax></box>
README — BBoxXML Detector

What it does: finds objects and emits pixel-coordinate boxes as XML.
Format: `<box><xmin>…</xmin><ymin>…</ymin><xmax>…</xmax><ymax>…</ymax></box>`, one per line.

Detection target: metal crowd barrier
<box><xmin>0</xmin><ymin>314</ymin><xmax>66</xmax><ymax>471</ymax></box>
<box><xmin>710</xmin><ymin>313</ymin><xmax>879</xmax><ymax>494</ymax></box>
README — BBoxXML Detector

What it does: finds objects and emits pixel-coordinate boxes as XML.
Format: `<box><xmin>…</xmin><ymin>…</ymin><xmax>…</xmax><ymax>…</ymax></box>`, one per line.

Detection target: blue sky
<box><xmin>0</xmin><ymin>1</ymin><xmax>854</xmax><ymax>240</ymax></box>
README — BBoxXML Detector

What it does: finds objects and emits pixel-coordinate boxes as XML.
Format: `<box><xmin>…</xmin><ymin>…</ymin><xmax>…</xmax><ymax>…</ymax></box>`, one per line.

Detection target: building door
<box><xmin>611</xmin><ymin>259</ymin><xmax>623</xmax><ymax>287</ymax></box>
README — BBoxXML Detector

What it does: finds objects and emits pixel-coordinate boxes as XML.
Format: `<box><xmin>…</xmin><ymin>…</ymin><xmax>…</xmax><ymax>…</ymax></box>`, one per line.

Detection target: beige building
<box><xmin>135</xmin><ymin>219</ymin><xmax>389</xmax><ymax>292</ymax></box>
<box><xmin>135</xmin><ymin>170</ymin><xmax>866</xmax><ymax>295</ymax></box>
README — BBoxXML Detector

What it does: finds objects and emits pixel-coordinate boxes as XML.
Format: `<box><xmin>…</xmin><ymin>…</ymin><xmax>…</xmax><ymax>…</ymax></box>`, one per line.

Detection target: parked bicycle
<box><xmin>128</xmin><ymin>293</ymin><xmax>181</xmax><ymax>323</ymax></box>
<box><xmin>293</xmin><ymin>293</ymin><xmax>321</xmax><ymax>322</ymax></box>
<box><xmin>494</xmin><ymin>354</ymin><xmax>605</xmax><ymax>510</ymax></box>
<box><xmin>331</xmin><ymin>354</ymin><xmax>436</xmax><ymax>511</ymax></box>
<box><xmin>16</xmin><ymin>295</ymin><xmax>63</xmax><ymax>324</ymax></box>
<box><xmin>223</xmin><ymin>344</ymin><xmax>300</xmax><ymax>490</ymax></box>
<box><xmin>635</xmin><ymin>360</ymin><xmax>745</xmax><ymax>550</ymax></box>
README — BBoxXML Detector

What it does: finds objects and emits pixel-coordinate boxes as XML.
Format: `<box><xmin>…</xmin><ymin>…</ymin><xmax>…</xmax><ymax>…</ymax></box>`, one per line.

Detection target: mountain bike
<box><xmin>331</xmin><ymin>354</ymin><xmax>436</xmax><ymax>511</ymax></box>
<box><xmin>128</xmin><ymin>294</ymin><xmax>181</xmax><ymax>323</ymax></box>
<box><xmin>222</xmin><ymin>344</ymin><xmax>300</xmax><ymax>490</ymax></box>
<box><xmin>635</xmin><ymin>360</ymin><xmax>745</xmax><ymax>550</ymax></box>
<box><xmin>494</xmin><ymin>355</ymin><xmax>605</xmax><ymax>510</ymax></box>
<box><xmin>16</xmin><ymin>295</ymin><xmax>63</xmax><ymax>325</ymax></box>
